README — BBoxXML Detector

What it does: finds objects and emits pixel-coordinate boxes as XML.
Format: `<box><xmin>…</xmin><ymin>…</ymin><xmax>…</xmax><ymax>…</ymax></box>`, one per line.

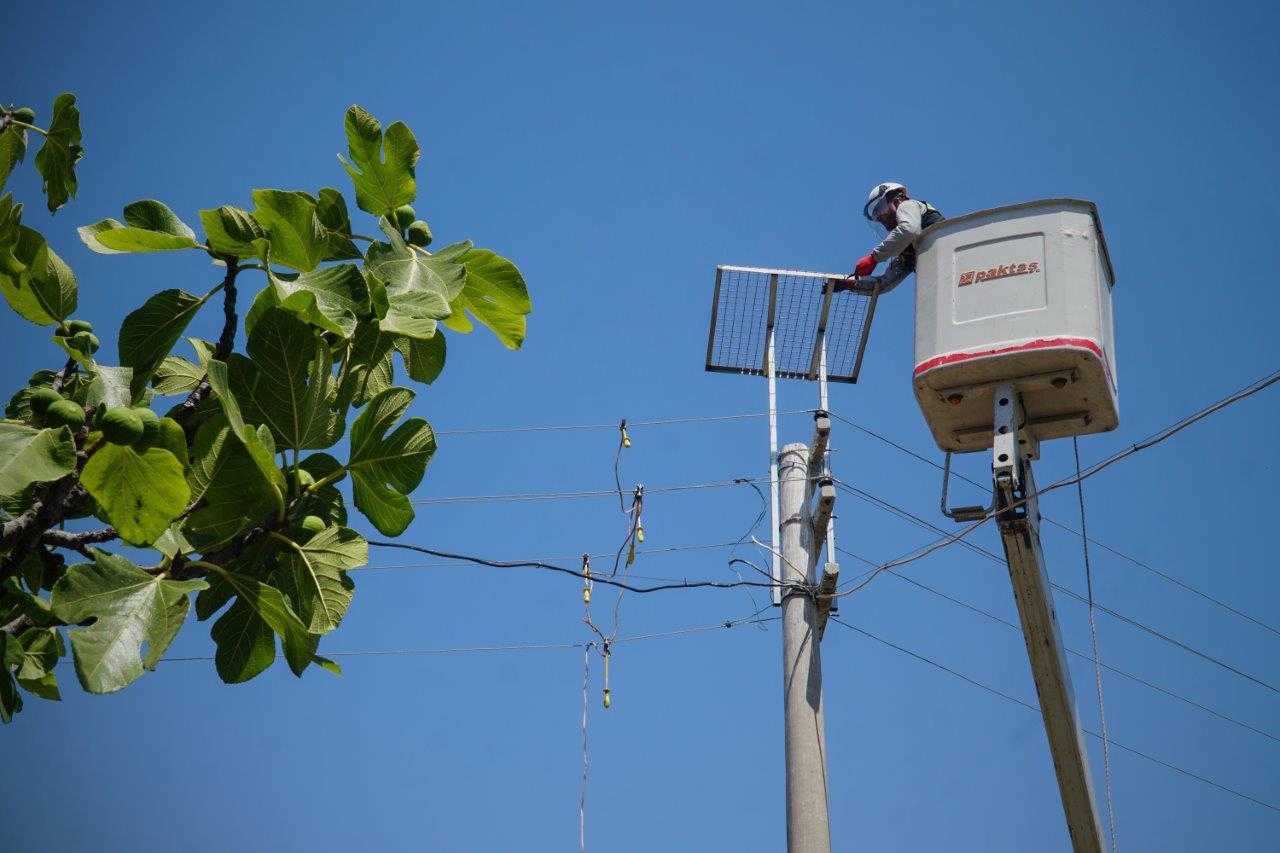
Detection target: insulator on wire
<box><xmin>582</xmin><ymin>554</ymin><xmax>592</xmax><ymax>604</ymax></box>
<box><xmin>636</xmin><ymin>519</ymin><xmax>645</xmax><ymax>543</ymax></box>
<box><xmin>602</xmin><ymin>649</ymin><xmax>612</xmax><ymax>709</ymax></box>
<box><xmin>619</xmin><ymin>420</ymin><xmax>631</xmax><ymax>448</ymax></box>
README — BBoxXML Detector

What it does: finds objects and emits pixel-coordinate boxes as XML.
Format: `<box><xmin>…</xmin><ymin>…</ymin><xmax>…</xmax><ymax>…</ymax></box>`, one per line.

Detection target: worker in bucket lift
<box><xmin>830</xmin><ymin>182</ymin><xmax>944</xmax><ymax>294</ymax></box>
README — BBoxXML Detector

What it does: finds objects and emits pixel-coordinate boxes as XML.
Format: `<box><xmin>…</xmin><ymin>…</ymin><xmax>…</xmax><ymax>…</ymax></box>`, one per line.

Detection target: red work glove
<box><xmin>854</xmin><ymin>253</ymin><xmax>877</xmax><ymax>277</ymax></box>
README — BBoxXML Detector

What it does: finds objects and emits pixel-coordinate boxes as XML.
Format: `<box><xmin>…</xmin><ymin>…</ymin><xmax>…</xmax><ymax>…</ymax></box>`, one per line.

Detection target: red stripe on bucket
<box><xmin>913</xmin><ymin>337</ymin><xmax>1109</xmax><ymax>385</ymax></box>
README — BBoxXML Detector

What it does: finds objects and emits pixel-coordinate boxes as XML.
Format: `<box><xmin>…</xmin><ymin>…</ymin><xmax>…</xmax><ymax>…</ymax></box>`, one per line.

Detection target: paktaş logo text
<box><xmin>958</xmin><ymin>261</ymin><xmax>1040</xmax><ymax>287</ymax></box>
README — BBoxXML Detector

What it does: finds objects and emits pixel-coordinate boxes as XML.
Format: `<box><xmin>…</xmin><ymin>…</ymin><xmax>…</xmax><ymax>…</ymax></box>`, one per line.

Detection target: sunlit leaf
<box><xmin>227</xmin><ymin>307</ymin><xmax>342</xmax><ymax>452</ymax></box>
<box><xmin>34</xmin><ymin>93</ymin><xmax>82</xmax><ymax>213</ymax></box>
<box><xmin>365</xmin><ymin>232</ymin><xmax>469</xmax><ymax>340</ymax></box>
<box><xmin>278</xmin><ymin>525</ymin><xmax>366</xmax><ymax>633</ymax></box>
<box><xmin>0</xmin><ymin>423</ymin><xmax>76</xmax><ymax>498</ymax></box>
<box><xmin>51</xmin><ymin>550</ymin><xmax>207</xmax><ymax>693</ymax></box>
<box><xmin>250</xmin><ymin>189</ymin><xmax>326</xmax><ymax>272</ymax></box>
<box><xmin>78</xmin><ymin>199</ymin><xmax>201</xmax><ymax>254</ymax></box>
<box><xmin>80</xmin><ymin>443</ymin><xmax>190</xmax><ymax>546</ymax></box>
<box><xmin>0</xmin><ymin>224</ymin><xmax>76</xmax><ymax>326</ymax></box>
<box><xmin>348</xmin><ymin>386</ymin><xmax>435</xmax><ymax>535</ymax></box>
<box><xmin>199</xmin><ymin>205</ymin><xmax>268</xmax><ymax>260</ymax></box>
<box><xmin>394</xmin><ymin>331</ymin><xmax>446</xmax><ymax>385</ymax></box>
<box><xmin>118</xmin><ymin>288</ymin><xmax>211</xmax><ymax>396</ymax></box>
<box><xmin>245</xmin><ymin>263</ymin><xmax>367</xmax><ymax>339</ymax></box>
<box><xmin>338</xmin><ymin>105</ymin><xmax>419</xmax><ymax>217</ymax></box>
<box><xmin>443</xmin><ymin>248</ymin><xmax>531</xmax><ymax>349</ymax></box>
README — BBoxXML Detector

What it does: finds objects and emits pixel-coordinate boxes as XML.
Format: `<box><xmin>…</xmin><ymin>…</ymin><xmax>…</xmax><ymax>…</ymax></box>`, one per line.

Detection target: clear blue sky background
<box><xmin>5</xmin><ymin>1</ymin><xmax>1279</xmax><ymax>850</ymax></box>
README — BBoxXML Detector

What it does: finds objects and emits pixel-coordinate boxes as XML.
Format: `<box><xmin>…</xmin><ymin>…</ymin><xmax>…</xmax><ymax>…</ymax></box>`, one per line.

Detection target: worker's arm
<box><xmin>872</xmin><ymin>198</ymin><xmax>926</xmax><ymax>262</ymax></box>
<box><xmin>835</xmin><ymin>256</ymin><xmax>911</xmax><ymax>295</ymax></box>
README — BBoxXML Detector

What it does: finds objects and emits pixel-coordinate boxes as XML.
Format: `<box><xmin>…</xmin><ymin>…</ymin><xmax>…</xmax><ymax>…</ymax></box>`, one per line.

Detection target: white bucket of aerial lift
<box><xmin>913</xmin><ymin>198</ymin><xmax>1118</xmax><ymax>454</ymax></box>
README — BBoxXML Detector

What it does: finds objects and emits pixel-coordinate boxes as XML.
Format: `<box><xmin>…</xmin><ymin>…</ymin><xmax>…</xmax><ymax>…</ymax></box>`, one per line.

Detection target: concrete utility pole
<box><xmin>778</xmin><ymin>443</ymin><xmax>832</xmax><ymax>853</ymax></box>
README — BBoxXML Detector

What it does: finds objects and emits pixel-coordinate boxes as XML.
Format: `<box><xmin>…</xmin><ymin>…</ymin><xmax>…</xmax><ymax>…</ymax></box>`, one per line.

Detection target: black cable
<box><xmin>827</xmin><ymin>391</ymin><xmax>1280</xmax><ymax>640</ymax></box>
<box><xmin>833</xmin><ymin>481</ymin><xmax>1280</xmax><ymax>696</ymax></box>
<box><xmin>367</xmin><ymin>540</ymin><xmax>795</xmax><ymax>596</ymax></box>
<box><xmin>829</xmin><ymin>617</ymin><xmax>1280</xmax><ymax>815</ymax></box>
<box><xmin>839</xmin><ymin>547</ymin><xmax>1280</xmax><ymax>746</ymax></box>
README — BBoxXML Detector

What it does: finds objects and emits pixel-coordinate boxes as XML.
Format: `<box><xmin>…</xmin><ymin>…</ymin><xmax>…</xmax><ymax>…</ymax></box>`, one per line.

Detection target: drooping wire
<box><xmin>830</xmin><ymin>364</ymin><xmax>1280</xmax><ymax>599</ymax></box>
<box><xmin>828</xmin><ymin>617</ymin><xmax>1280</xmax><ymax>815</ymax></box>
<box><xmin>432</xmin><ymin>409</ymin><xmax>814</xmax><ymax>437</ymax></box>
<box><xmin>724</xmin><ymin>479</ymin><xmax>772</xmax><ymax>621</ymax></box>
<box><xmin>1075</xmin><ymin>437</ymin><xmax>1118</xmax><ymax>850</ymax></box>
<box><xmin>366</xmin><ymin>541</ymin><xmax>787</xmax><ymax>596</ymax></box>
<box><xmin>411</xmin><ymin>476</ymin><xmax>770</xmax><ymax>506</ymax></box>
<box><xmin>826</xmin><ymin>405</ymin><xmax>1280</xmax><ymax>639</ymax></box>
<box><xmin>831</xmin><ymin>481</ymin><xmax>1280</xmax><ymax>695</ymax></box>
<box><xmin>834</xmin><ymin>544</ymin><xmax>1280</xmax><ymax>747</ymax></box>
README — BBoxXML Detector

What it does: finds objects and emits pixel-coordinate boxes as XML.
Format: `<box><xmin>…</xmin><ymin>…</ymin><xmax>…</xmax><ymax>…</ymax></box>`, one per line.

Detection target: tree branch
<box><xmin>50</xmin><ymin>356</ymin><xmax>77</xmax><ymax>393</ymax></box>
<box><xmin>0</xmin><ymin>474</ymin><xmax>80</xmax><ymax>581</ymax></box>
<box><xmin>177</xmin><ymin>259</ymin><xmax>240</xmax><ymax>429</ymax></box>
<box><xmin>41</xmin><ymin>527</ymin><xmax>118</xmax><ymax>557</ymax></box>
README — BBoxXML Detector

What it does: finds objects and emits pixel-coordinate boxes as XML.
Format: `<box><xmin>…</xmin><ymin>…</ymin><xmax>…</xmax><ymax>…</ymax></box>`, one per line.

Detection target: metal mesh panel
<box><xmin>704</xmin><ymin>265</ymin><xmax>877</xmax><ymax>383</ymax></box>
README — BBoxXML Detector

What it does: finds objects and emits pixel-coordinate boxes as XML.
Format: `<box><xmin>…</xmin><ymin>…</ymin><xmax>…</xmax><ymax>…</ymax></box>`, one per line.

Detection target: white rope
<box><xmin>1075</xmin><ymin>437</ymin><xmax>1118</xmax><ymax>850</ymax></box>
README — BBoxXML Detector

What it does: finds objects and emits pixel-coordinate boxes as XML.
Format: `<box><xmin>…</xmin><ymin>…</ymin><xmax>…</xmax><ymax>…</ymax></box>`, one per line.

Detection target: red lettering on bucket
<box><xmin>957</xmin><ymin>260</ymin><xmax>1040</xmax><ymax>287</ymax></box>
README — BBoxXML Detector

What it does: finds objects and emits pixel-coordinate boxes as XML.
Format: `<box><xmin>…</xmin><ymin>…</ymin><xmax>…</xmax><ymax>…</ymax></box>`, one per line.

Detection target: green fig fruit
<box><xmin>394</xmin><ymin>204</ymin><xmax>416</xmax><ymax>230</ymax></box>
<box><xmin>100</xmin><ymin>408</ymin><xmax>145</xmax><ymax>446</ymax></box>
<box><xmin>66</xmin><ymin>319</ymin><xmax>94</xmax><ymax>334</ymax></box>
<box><xmin>28</xmin><ymin>386</ymin><xmax>62</xmax><ymax>415</ymax></box>
<box><xmin>297</xmin><ymin>515</ymin><xmax>326</xmax><ymax>540</ymax></box>
<box><xmin>44</xmin><ymin>399</ymin><xmax>85</xmax><ymax>431</ymax></box>
<box><xmin>132</xmin><ymin>407</ymin><xmax>160</xmax><ymax>444</ymax></box>
<box><xmin>70</xmin><ymin>331</ymin><xmax>99</xmax><ymax>354</ymax></box>
<box><xmin>406</xmin><ymin>220</ymin><xmax>433</xmax><ymax>247</ymax></box>
<box><xmin>10</xmin><ymin>107</ymin><xmax>35</xmax><ymax>125</ymax></box>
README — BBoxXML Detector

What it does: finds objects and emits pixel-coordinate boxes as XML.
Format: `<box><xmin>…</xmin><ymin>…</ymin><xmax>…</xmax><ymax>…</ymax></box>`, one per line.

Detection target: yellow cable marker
<box><xmin>619</xmin><ymin>419</ymin><xmax>631</xmax><ymax>448</ymax></box>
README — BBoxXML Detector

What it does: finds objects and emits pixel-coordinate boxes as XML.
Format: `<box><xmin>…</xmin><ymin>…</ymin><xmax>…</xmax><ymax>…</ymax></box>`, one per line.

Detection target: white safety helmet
<box><xmin>863</xmin><ymin>181</ymin><xmax>906</xmax><ymax>221</ymax></box>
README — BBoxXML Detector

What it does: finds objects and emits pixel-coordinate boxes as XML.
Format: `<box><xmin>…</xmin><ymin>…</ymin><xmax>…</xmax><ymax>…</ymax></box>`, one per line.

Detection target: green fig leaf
<box><xmin>338</xmin><ymin>105</ymin><xmax>419</xmax><ymax>217</ymax></box>
<box><xmin>50</xmin><ymin>550</ymin><xmax>207</xmax><ymax>694</ymax></box>
<box><xmin>347</xmin><ymin>386</ymin><xmax>435</xmax><ymax>535</ymax></box>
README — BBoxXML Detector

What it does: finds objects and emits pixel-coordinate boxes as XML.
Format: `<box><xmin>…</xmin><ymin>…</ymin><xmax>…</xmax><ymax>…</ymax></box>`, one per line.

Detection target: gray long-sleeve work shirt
<box><xmin>848</xmin><ymin>198</ymin><xmax>940</xmax><ymax>295</ymax></box>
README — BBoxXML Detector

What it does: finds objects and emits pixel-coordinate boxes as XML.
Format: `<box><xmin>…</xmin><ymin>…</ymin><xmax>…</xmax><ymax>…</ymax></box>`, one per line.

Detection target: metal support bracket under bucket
<box><xmin>940</xmin><ymin>382</ymin><xmax>1041</xmax><ymax>522</ymax></box>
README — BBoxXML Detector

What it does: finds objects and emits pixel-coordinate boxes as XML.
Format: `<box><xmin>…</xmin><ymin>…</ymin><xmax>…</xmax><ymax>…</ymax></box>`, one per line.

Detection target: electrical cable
<box><xmin>410</xmin><ymin>476</ymin><xmax>771</xmax><ymax>505</ymax></box>
<box><xmin>366</xmin><ymin>540</ymin><xmax>791</xmax><ymax>596</ymax></box>
<box><xmin>828</xmin><ymin>617</ymin><xmax>1280</xmax><ymax>816</ymax></box>
<box><xmin>1076</xmin><ymin>436</ymin><xmax>1118</xmax><ymax>850</ymax></box>
<box><xmin>433</xmin><ymin>409</ymin><xmax>814</xmax><ymax>437</ymax></box>
<box><xmin>834</xmin><ymin>545</ymin><xmax>1280</xmax><ymax>747</ymax></box>
<box><xmin>833</xmin><ymin>481</ymin><xmax>1280</xmax><ymax>696</ymax></box>
<box><xmin>161</xmin><ymin>611</ymin><xmax>781</xmax><ymax>665</ymax></box>
<box><xmin>826</xmin><ymin>405</ymin><xmax>1280</xmax><ymax>640</ymax></box>
<box><xmin>580</xmin><ymin>641</ymin><xmax>592</xmax><ymax>853</ymax></box>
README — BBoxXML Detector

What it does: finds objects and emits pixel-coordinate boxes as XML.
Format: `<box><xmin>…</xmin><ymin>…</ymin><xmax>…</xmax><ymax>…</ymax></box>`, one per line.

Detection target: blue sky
<box><xmin>5</xmin><ymin>1</ymin><xmax>1279</xmax><ymax>850</ymax></box>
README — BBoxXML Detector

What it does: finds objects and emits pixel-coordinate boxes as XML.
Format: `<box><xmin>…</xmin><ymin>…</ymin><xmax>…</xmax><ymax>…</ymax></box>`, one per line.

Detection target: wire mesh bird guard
<box><xmin>704</xmin><ymin>265</ymin><xmax>879</xmax><ymax>384</ymax></box>
<box><xmin>704</xmin><ymin>264</ymin><xmax>876</xmax><ymax>604</ymax></box>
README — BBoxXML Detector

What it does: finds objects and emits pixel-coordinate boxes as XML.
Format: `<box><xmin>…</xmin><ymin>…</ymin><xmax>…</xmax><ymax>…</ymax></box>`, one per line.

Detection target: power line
<box><xmin>828</xmin><ymin>617</ymin><xmax>1280</xmax><ymax>816</ymax></box>
<box><xmin>833</xmin><ymin>481</ymin><xmax>1280</xmax><ymax>696</ymax></box>
<box><xmin>1074</xmin><ymin>436</ymin><xmax>1118</xmax><ymax>850</ymax></box>
<box><xmin>410</xmin><ymin>476</ymin><xmax>770</xmax><ymax>505</ymax></box>
<box><xmin>834</xmin><ymin>545</ymin><xmax>1280</xmax><ymax>747</ymax></box>
<box><xmin>162</xmin><ymin>612</ymin><xmax>781</xmax><ymax>664</ymax></box>
<box><xmin>827</xmin><ymin>406</ymin><xmax>1280</xmax><ymax>640</ymax></box>
<box><xmin>434</xmin><ymin>409</ymin><xmax>814</xmax><ymax>437</ymax></box>
<box><xmin>367</xmin><ymin>541</ymin><xmax>792</xmax><ymax>597</ymax></box>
